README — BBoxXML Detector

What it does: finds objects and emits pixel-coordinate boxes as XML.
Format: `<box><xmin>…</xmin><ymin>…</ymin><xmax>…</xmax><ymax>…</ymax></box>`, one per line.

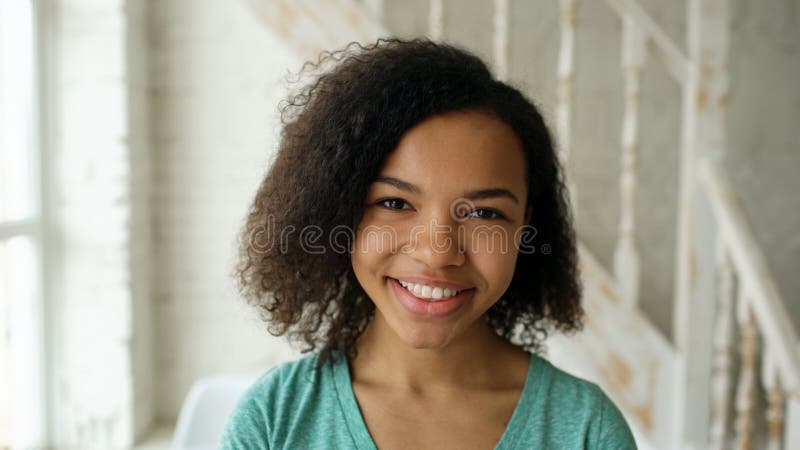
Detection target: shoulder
<box><xmin>251</xmin><ymin>353</ymin><xmax>323</xmax><ymax>393</ymax></box>
<box><xmin>536</xmin><ymin>356</ymin><xmax>609</xmax><ymax>405</ymax></box>
<box><xmin>528</xmin><ymin>355</ymin><xmax>637</xmax><ymax>448</ymax></box>
<box><xmin>219</xmin><ymin>353</ymin><xmax>325</xmax><ymax>450</ymax></box>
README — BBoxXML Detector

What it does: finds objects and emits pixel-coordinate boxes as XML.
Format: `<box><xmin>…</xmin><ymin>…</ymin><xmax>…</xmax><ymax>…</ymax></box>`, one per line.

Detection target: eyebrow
<box><xmin>373</xmin><ymin>176</ymin><xmax>520</xmax><ymax>204</ymax></box>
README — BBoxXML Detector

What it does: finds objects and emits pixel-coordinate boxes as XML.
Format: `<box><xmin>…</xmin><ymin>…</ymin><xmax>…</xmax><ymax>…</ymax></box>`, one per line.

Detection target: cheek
<box><xmin>353</xmin><ymin>226</ymin><xmax>400</xmax><ymax>261</ymax></box>
<box><xmin>351</xmin><ymin>233</ymin><xmax>378</xmax><ymax>284</ymax></box>
<box><xmin>466</xmin><ymin>225</ymin><xmax>520</xmax><ymax>295</ymax></box>
<box><xmin>352</xmin><ymin>209</ymin><xmax>414</xmax><ymax>261</ymax></box>
<box><xmin>474</xmin><ymin>253</ymin><xmax>518</xmax><ymax>297</ymax></box>
<box><xmin>462</xmin><ymin>223</ymin><xmax>518</xmax><ymax>257</ymax></box>
<box><xmin>350</xmin><ymin>221</ymin><xmax>400</xmax><ymax>287</ymax></box>
<box><xmin>350</xmin><ymin>238</ymin><xmax>382</xmax><ymax>305</ymax></box>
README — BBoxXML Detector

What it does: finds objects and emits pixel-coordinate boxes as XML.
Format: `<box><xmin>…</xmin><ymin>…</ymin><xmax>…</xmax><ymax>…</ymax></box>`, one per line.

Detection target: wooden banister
<box><xmin>699</xmin><ymin>157</ymin><xmax>800</xmax><ymax>396</ymax></box>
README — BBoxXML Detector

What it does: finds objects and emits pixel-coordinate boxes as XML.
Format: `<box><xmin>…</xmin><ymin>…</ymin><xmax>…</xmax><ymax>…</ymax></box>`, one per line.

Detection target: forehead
<box><xmin>376</xmin><ymin>109</ymin><xmax>527</xmax><ymax>195</ymax></box>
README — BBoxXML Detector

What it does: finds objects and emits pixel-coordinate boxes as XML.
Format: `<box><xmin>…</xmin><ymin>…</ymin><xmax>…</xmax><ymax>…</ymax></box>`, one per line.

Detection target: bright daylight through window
<box><xmin>0</xmin><ymin>0</ymin><xmax>45</xmax><ymax>448</ymax></box>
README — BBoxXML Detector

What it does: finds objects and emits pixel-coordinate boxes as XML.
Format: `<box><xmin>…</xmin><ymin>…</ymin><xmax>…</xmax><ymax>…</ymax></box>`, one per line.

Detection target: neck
<box><xmin>350</xmin><ymin>313</ymin><xmax>528</xmax><ymax>394</ymax></box>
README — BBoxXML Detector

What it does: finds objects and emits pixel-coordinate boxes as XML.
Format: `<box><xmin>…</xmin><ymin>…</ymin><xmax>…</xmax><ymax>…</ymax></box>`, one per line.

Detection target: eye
<box><xmin>468</xmin><ymin>208</ymin><xmax>506</xmax><ymax>220</ymax></box>
<box><xmin>378</xmin><ymin>198</ymin><xmax>412</xmax><ymax>211</ymax></box>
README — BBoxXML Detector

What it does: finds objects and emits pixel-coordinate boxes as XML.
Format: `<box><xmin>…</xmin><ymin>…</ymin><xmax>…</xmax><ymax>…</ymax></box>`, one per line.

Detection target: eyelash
<box><xmin>376</xmin><ymin>198</ymin><xmax>507</xmax><ymax>220</ymax></box>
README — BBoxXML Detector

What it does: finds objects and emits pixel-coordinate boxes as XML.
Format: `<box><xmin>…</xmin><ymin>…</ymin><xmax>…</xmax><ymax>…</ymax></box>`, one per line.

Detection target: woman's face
<box><xmin>351</xmin><ymin>109</ymin><xmax>531</xmax><ymax>349</ymax></box>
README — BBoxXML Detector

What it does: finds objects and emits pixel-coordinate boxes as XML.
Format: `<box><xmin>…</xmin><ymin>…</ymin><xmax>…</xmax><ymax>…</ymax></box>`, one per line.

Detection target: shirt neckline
<box><xmin>329</xmin><ymin>350</ymin><xmax>544</xmax><ymax>450</ymax></box>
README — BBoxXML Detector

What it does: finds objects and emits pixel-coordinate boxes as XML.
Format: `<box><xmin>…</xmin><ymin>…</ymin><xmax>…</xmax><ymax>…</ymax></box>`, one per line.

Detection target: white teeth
<box><xmin>420</xmin><ymin>285</ymin><xmax>432</xmax><ymax>298</ymax></box>
<box><xmin>396</xmin><ymin>279</ymin><xmax>464</xmax><ymax>300</ymax></box>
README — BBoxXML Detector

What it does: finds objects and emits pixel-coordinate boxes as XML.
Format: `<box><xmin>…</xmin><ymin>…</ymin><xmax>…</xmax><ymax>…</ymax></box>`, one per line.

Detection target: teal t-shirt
<box><xmin>219</xmin><ymin>351</ymin><xmax>637</xmax><ymax>449</ymax></box>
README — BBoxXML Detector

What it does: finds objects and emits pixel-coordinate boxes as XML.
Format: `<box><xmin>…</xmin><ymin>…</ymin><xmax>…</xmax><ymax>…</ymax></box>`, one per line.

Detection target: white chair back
<box><xmin>171</xmin><ymin>375</ymin><xmax>256</xmax><ymax>450</ymax></box>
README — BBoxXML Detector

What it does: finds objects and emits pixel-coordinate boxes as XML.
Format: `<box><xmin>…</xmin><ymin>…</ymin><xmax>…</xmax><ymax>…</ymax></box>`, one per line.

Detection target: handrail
<box><xmin>699</xmin><ymin>157</ymin><xmax>800</xmax><ymax>397</ymax></box>
<box><xmin>604</xmin><ymin>0</ymin><xmax>690</xmax><ymax>84</ymax></box>
<box><xmin>243</xmin><ymin>0</ymin><xmax>386</xmax><ymax>61</ymax></box>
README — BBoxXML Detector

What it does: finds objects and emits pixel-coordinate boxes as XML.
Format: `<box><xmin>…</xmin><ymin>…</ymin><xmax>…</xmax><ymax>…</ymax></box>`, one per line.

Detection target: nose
<box><xmin>404</xmin><ymin>210</ymin><xmax>466</xmax><ymax>269</ymax></box>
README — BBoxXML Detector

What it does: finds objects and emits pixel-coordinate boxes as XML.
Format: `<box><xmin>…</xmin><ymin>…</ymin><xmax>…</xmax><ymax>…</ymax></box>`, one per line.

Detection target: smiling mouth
<box><xmin>387</xmin><ymin>277</ymin><xmax>474</xmax><ymax>317</ymax></box>
<box><xmin>387</xmin><ymin>277</ymin><xmax>474</xmax><ymax>301</ymax></box>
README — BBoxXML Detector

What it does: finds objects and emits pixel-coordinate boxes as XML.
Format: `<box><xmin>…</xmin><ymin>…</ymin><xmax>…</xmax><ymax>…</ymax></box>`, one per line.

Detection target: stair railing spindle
<box><xmin>734</xmin><ymin>290</ymin><xmax>758</xmax><ymax>450</ymax></box>
<box><xmin>428</xmin><ymin>0</ymin><xmax>443</xmax><ymax>41</ymax></box>
<box><xmin>492</xmin><ymin>0</ymin><xmax>509</xmax><ymax>82</ymax></box>
<box><xmin>710</xmin><ymin>236</ymin><xmax>735</xmax><ymax>450</ymax></box>
<box><xmin>556</xmin><ymin>0</ymin><xmax>578</xmax><ymax>219</ymax></box>
<box><xmin>613</xmin><ymin>13</ymin><xmax>644</xmax><ymax>308</ymax></box>
<box><xmin>762</xmin><ymin>350</ymin><xmax>785</xmax><ymax>450</ymax></box>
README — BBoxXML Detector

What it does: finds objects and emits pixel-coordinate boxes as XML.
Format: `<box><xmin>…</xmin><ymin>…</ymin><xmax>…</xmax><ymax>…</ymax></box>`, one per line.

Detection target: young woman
<box><xmin>220</xmin><ymin>38</ymin><xmax>637</xmax><ymax>449</ymax></box>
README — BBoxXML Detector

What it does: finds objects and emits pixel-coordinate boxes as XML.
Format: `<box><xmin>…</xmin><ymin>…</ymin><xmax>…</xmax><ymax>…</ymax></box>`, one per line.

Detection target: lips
<box><xmin>391</xmin><ymin>275</ymin><xmax>474</xmax><ymax>291</ymax></box>
<box><xmin>388</xmin><ymin>277</ymin><xmax>474</xmax><ymax>318</ymax></box>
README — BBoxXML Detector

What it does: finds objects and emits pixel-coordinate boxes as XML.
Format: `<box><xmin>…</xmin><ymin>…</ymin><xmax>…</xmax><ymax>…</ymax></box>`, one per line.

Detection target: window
<box><xmin>0</xmin><ymin>0</ymin><xmax>46</xmax><ymax>447</ymax></box>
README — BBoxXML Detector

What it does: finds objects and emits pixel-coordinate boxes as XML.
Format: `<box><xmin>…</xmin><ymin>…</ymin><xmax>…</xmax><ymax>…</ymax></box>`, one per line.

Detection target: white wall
<box><xmin>50</xmin><ymin>0</ymin><xmax>140</xmax><ymax>446</ymax></box>
<box><xmin>147</xmin><ymin>0</ymin><xmax>300</xmax><ymax>422</ymax></box>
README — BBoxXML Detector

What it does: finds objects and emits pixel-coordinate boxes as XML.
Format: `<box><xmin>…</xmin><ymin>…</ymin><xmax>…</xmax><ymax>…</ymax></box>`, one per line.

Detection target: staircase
<box><xmin>243</xmin><ymin>1</ymin><xmax>800</xmax><ymax>448</ymax></box>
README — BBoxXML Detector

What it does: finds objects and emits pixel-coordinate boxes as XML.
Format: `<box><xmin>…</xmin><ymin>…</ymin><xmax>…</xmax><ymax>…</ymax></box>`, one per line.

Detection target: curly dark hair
<box><xmin>235</xmin><ymin>38</ymin><xmax>583</xmax><ymax>368</ymax></box>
